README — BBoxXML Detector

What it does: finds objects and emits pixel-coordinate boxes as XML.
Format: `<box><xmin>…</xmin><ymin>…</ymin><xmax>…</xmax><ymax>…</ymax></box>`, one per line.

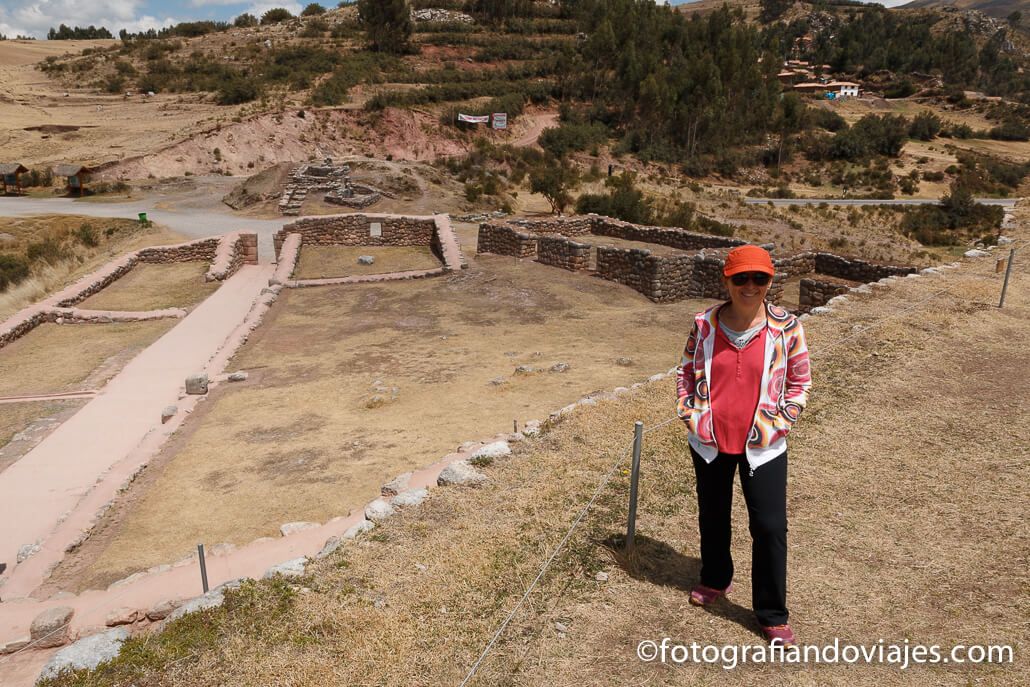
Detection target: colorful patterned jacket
<box><xmin>676</xmin><ymin>301</ymin><xmax>812</xmax><ymax>473</ymax></box>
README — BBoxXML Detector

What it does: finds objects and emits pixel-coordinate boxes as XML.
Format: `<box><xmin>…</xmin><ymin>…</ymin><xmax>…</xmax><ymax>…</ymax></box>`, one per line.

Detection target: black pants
<box><xmin>690</xmin><ymin>446</ymin><xmax>788</xmax><ymax>627</ymax></box>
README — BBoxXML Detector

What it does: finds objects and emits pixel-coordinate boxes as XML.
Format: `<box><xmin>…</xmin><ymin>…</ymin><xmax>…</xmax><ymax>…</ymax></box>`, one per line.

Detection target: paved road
<box><xmin>744</xmin><ymin>197</ymin><xmax>1019</xmax><ymax>208</ymax></box>
<box><xmin>0</xmin><ymin>196</ymin><xmax>286</xmax><ymax>260</ymax></box>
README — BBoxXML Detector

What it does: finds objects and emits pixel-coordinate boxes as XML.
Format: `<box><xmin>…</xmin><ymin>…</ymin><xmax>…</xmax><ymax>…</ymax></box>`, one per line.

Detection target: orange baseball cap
<box><xmin>723</xmin><ymin>245</ymin><xmax>775</xmax><ymax>277</ymax></box>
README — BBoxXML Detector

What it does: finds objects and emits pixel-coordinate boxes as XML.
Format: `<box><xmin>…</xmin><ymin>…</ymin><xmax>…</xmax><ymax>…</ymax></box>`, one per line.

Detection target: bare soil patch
<box><xmin>293</xmin><ymin>245</ymin><xmax>442</xmax><ymax>280</ymax></box>
<box><xmin>77</xmin><ymin>262</ymin><xmax>220</xmax><ymax>312</ymax></box>
<box><xmin>66</xmin><ymin>256</ymin><xmax>714</xmax><ymax>586</ymax></box>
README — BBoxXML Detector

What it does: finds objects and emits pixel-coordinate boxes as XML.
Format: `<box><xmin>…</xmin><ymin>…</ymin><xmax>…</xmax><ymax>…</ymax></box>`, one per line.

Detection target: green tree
<box><xmin>474</xmin><ymin>0</ymin><xmax>532</xmax><ymax>23</ymax></box>
<box><xmin>358</xmin><ymin>0</ymin><xmax>413</xmax><ymax>53</ymax></box>
<box><xmin>773</xmin><ymin>92</ymin><xmax>807</xmax><ymax>168</ymax></box>
<box><xmin>234</xmin><ymin>13</ymin><xmax>258</xmax><ymax>28</ymax></box>
<box><xmin>529</xmin><ymin>158</ymin><xmax>579</xmax><ymax>215</ymax></box>
<box><xmin>302</xmin><ymin>3</ymin><xmax>326</xmax><ymax>16</ymax></box>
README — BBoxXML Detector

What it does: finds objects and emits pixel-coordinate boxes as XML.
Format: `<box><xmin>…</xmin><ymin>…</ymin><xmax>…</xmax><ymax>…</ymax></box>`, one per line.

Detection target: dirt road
<box><xmin>0</xmin><ymin>191</ymin><xmax>285</xmax><ymax>258</ymax></box>
<box><xmin>512</xmin><ymin>112</ymin><xmax>559</xmax><ymax>148</ymax></box>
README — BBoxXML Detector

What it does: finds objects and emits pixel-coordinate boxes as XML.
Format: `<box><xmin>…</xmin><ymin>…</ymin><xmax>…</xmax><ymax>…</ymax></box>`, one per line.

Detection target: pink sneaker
<box><xmin>688</xmin><ymin>582</ymin><xmax>731</xmax><ymax>606</ymax></box>
<box><xmin>762</xmin><ymin>624</ymin><xmax>796</xmax><ymax>647</ymax></box>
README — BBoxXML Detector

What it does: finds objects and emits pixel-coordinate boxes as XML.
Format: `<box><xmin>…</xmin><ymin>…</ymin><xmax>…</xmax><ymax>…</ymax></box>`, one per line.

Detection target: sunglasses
<box><xmin>730</xmin><ymin>272</ymin><xmax>771</xmax><ymax>287</ymax></box>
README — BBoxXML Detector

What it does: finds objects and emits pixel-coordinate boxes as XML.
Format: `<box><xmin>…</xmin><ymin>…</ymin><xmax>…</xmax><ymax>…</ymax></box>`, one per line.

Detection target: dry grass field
<box><xmin>292</xmin><ymin>245</ymin><xmax>442</xmax><ymax>280</ymax></box>
<box><xmin>77</xmin><ymin>262</ymin><xmax>220</xmax><ymax>311</ymax></box>
<box><xmin>0</xmin><ymin>321</ymin><xmax>176</xmax><ymax>398</ymax></box>
<box><xmin>62</xmin><ymin>256</ymin><xmax>714</xmax><ymax>588</ymax></box>
<box><xmin>42</xmin><ymin>212</ymin><xmax>1029</xmax><ymax>686</ymax></box>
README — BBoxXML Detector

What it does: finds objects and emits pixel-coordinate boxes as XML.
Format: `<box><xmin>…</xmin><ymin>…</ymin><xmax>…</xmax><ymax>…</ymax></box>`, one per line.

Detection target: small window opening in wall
<box><xmin>370</xmin><ymin>222</ymin><xmax>382</xmax><ymax>237</ymax></box>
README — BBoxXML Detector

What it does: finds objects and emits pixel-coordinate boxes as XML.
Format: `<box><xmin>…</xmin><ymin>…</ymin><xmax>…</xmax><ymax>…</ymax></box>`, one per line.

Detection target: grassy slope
<box><xmin>41</xmin><ymin>204</ymin><xmax>1029</xmax><ymax>686</ymax></box>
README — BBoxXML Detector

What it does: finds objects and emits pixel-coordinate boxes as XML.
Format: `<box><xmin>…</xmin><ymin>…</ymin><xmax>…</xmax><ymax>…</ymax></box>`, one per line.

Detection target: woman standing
<box><xmin>675</xmin><ymin>245</ymin><xmax>812</xmax><ymax>645</ymax></box>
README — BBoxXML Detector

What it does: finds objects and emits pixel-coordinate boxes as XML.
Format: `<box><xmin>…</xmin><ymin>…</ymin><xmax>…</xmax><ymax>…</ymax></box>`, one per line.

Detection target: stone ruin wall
<box><xmin>595</xmin><ymin>248</ymin><xmax>730</xmax><ymax>303</ymax></box>
<box><xmin>56</xmin><ymin>238</ymin><xmax>222</xmax><ymax>308</ymax></box>
<box><xmin>476</xmin><ymin>215</ymin><xmax>919</xmax><ymax>308</ymax></box>
<box><xmin>476</xmin><ymin>224</ymin><xmax>537</xmax><ymax>258</ymax></box>
<box><xmin>274</xmin><ymin>215</ymin><xmax>436</xmax><ymax>259</ymax></box>
<box><xmin>536</xmin><ymin>235</ymin><xmax>591</xmax><ymax>272</ymax></box>
<box><xmin>814</xmin><ymin>253</ymin><xmax>915</xmax><ymax>283</ymax></box>
<box><xmin>592</xmin><ymin>217</ymin><xmax>745</xmax><ymax>251</ymax></box>
<box><xmin>799</xmin><ymin>277</ymin><xmax>854</xmax><ymax>312</ymax></box>
<box><xmin>0</xmin><ymin>311</ymin><xmax>49</xmax><ymax>350</ymax></box>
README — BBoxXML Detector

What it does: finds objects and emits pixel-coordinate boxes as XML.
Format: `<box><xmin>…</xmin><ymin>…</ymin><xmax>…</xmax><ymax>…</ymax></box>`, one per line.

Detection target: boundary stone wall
<box><xmin>56</xmin><ymin>238</ymin><xmax>222</xmax><ymax>308</ymax></box>
<box><xmin>272</xmin><ymin>214</ymin><xmax>465</xmax><ymax>285</ymax></box>
<box><xmin>799</xmin><ymin>276</ymin><xmax>854</xmax><ymax>311</ymax></box>
<box><xmin>814</xmin><ymin>252</ymin><xmax>915</xmax><ymax>282</ymax></box>
<box><xmin>476</xmin><ymin>224</ymin><xmax>537</xmax><ymax>257</ymax></box>
<box><xmin>593</xmin><ymin>217</ymin><xmax>745</xmax><ymax>251</ymax></box>
<box><xmin>537</xmin><ymin>235</ymin><xmax>590</xmax><ymax>271</ymax></box>
<box><xmin>206</xmin><ymin>233</ymin><xmax>258</xmax><ymax>283</ymax></box>
<box><xmin>274</xmin><ymin>214</ymin><xmax>435</xmax><ymax>257</ymax></box>
<box><xmin>477</xmin><ymin>215</ymin><xmax>919</xmax><ymax>307</ymax></box>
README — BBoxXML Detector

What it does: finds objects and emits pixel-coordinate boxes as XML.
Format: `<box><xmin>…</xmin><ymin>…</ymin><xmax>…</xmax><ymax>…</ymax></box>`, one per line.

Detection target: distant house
<box><xmin>827</xmin><ymin>81</ymin><xmax>860</xmax><ymax>97</ymax></box>
<box><xmin>0</xmin><ymin>164</ymin><xmax>28</xmax><ymax>195</ymax></box>
<box><xmin>52</xmin><ymin>164</ymin><xmax>92</xmax><ymax>196</ymax></box>
<box><xmin>793</xmin><ymin>82</ymin><xmax>828</xmax><ymax>95</ymax></box>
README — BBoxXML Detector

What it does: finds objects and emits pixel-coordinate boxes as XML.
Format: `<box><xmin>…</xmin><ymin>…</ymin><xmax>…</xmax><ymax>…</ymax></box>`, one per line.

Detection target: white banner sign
<box><xmin>457</xmin><ymin>113</ymin><xmax>490</xmax><ymax>124</ymax></box>
<box><xmin>492</xmin><ymin>113</ymin><xmax>508</xmax><ymax>129</ymax></box>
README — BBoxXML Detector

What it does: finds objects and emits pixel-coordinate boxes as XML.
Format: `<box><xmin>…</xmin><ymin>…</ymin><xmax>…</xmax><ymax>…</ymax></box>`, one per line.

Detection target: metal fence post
<box><xmin>197</xmin><ymin>543</ymin><xmax>209</xmax><ymax>593</ymax></box>
<box><xmin>999</xmin><ymin>248</ymin><xmax>1015</xmax><ymax>308</ymax></box>
<box><xmin>625</xmin><ymin>421</ymin><xmax>644</xmax><ymax>555</ymax></box>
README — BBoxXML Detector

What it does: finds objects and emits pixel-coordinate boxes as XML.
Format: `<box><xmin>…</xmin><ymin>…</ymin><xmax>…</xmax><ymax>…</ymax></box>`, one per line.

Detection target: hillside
<box><xmin>901</xmin><ymin>0</ymin><xmax>1028</xmax><ymax>19</ymax></box>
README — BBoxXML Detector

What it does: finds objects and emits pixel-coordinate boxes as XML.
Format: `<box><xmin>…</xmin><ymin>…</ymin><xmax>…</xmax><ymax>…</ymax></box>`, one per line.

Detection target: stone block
<box><xmin>185</xmin><ymin>374</ymin><xmax>208</xmax><ymax>395</ymax></box>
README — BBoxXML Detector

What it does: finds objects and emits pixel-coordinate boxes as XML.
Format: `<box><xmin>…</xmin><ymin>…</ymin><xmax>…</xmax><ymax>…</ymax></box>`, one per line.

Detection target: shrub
<box><xmin>261</xmin><ymin>8</ymin><xmax>294</xmax><ymax>25</ymax></box>
<box><xmin>301</xmin><ymin>18</ymin><xmax>329</xmax><ymax>37</ymax></box>
<box><xmin>809</xmin><ymin>107</ymin><xmax>847</xmax><ymax>132</ymax></box>
<box><xmin>301</xmin><ymin>3</ymin><xmax>326</xmax><ymax>16</ymax></box>
<box><xmin>234</xmin><ymin>13</ymin><xmax>258</xmax><ymax>28</ymax></box>
<box><xmin>24</xmin><ymin>168</ymin><xmax>53</xmax><ymax>187</ymax></box>
<box><xmin>909</xmin><ymin>111</ymin><xmax>942</xmax><ymax>141</ymax></box>
<box><xmin>74</xmin><ymin>223</ymin><xmax>99</xmax><ymax>247</ymax></box>
<box><xmin>538</xmin><ymin>122</ymin><xmax>608</xmax><ymax>159</ymax></box>
<box><xmin>0</xmin><ymin>254</ymin><xmax>30</xmax><ymax>291</ymax></box>
<box><xmin>943</xmin><ymin>123</ymin><xmax>973</xmax><ymax>139</ymax></box>
<box><xmin>217</xmin><ymin>76</ymin><xmax>260</xmax><ymax>105</ymax></box>
<box><xmin>987</xmin><ymin>118</ymin><xmax>1029</xmax><ymax>142</ymax></box>
<box><xmin>114</xmin><ymin>60</ymin><xmax>136</xmax><ymax>76</ymax></box>
<box><xmin>26</xmin><ymin>237</ymin><xmax>69</xmax><ymax>264</ymax></box>
<box><xmin>574</xmin><ymin>172</ymin><xmax>653</xmax><ymax>224</ymax></box>
<box><xmin>922</xmin><ymin>170</ymin><xmax>945</xmax><ymax>182</ymax></box>
<box><xmin>883</xmin><ymin>79</ymin><xmax>916</xmax><ymax>99</ymax></box>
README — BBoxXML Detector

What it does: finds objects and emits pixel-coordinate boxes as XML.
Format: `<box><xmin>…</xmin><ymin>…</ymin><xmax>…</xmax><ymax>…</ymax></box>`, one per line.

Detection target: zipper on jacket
<box><xmin>749</xmin><ymin>465</ymin><xmax>754</xmax><ymax>477</ymax></box>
